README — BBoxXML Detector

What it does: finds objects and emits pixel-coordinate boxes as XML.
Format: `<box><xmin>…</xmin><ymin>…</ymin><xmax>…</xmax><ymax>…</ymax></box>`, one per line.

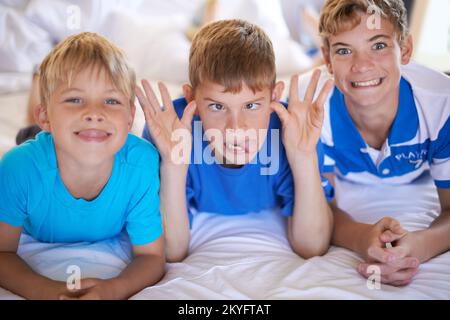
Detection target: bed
<box><xmin>0</xmin><ymin>149</ymin><xmax>448</xmax><ymax>299</ymax></box>
<box><xmin>1</xmin><ymin>0</ymin><xmax>449</xmax><ymax>301</ymax></box>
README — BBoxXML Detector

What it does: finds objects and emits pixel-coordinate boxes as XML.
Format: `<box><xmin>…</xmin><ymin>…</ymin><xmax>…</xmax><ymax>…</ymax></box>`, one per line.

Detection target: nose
<box><xmin>225</xmin><ymin>112</ymin><xmax>245</xmax><ymax>131</ymax></box>
<box><xmin>351</xmin><ymin>52</ymin><xmax>375</xmax><ymax>73</ymax></box>
<box><xmin>83</xmin><ymin>104</ymin><xmax>105</xmax><ymax>122</ymax></box>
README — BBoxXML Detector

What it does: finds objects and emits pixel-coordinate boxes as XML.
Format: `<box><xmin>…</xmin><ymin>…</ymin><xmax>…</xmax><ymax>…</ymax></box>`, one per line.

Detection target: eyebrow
<box><xmin>331</xmin><ymin>34</ymin><xmax>391</xmax><ymax>47</ymax></box>
<box><xmin>204</xmin><ymin>97</ymin><xmax>265</xmax><ymax>105</ymax></box>
<box><xmin>61</xmin><ymin>88</ymin><xmax>119</xmax><ymax>94</ymax></box>
<box><xmin>368</xmin><ymin>34</ymin><xmax>391</xmax><ymax>42</ymax></box>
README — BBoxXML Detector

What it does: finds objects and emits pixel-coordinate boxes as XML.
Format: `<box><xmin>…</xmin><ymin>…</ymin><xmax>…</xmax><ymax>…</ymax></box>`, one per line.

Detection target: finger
<box><xmin>135</xmin><ymin>86</ymin><xmax>153</xmax><ymax>114</ymax></box>
<box><xmin>384</xmin><ymin>246</ymin><xmax>411</xmax><ymax>261</ymax></box>
<box><xmin>387</xmin><ymin>218</ymin><xmax>406</xmax><ymax>235</ymax></box>
<box><xmin>180</xmin><ymin>101</ymin><xmax>197</xmax><ymax>129</ymax></box>
<box><xmin>314</xmin><ymin>78</ymin><xmax>334</xmax><ymax>111</ymax></box>
<box><xmin>79</xmin><ymin>278</ymin><xmax>98</xmax><ymax>290</ymax></box>
<box><xmin>158</xmin><ymin>82</ymin><xmax>175</xmax><ymax>113</ymax></box>
<box><xmin>382</xmin><ymin>267</ymin><xmax>419</xmax><ymax>283</ymax></box>
<box><xmin>390</xmin><ymin>279</ymin><xmax>413</xmax><ymax>287</ymax></box>
<box><xmin>288</xmin><ymin>74</ymin><xmax>299</xmax><ymax>103</ymax></box>
<box><xmin>367</xmin><ymin>245</ymin><xmax>395</xmax><ymax>264</ymax></box>
<box><xmin>141</xmin><ymin>80</ymin><xmax>162</xmax><ymax>113</ymax></box>
<box><xmin>270</xmin><ymin>102</ymin><xmax>290</xmax><ymax>126</ymax></box>
<box><xmin>386</xmin><ymin>256</ymin><xmax>419</xmax><ymax>269</ymax></box>
<box><xmin>136</xmin><ymin>86</ymin><xmax>157</xmax><ymax>122</ymax></box>
<box><xmin>380</xmin><ymin>230</ymin><xmax>405</xmax><ymax>243</ymax></box>
<box><xmin>303</xmin><ymin>69</ymin><xmax>321</xmax><ymax>102</ymax></box>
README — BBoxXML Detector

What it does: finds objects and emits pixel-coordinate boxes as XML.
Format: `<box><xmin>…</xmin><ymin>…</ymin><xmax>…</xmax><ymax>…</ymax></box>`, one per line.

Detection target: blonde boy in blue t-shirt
<box><xmin>0</xmin><ymin>32</ymin><xmax>165</xmax><ymax>299</ymax></box>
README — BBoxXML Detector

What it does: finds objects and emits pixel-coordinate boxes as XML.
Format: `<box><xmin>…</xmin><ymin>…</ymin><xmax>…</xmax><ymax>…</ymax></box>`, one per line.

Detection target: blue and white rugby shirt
<box><xmin>297</xmin><ymin>62</ymin><xmax>450</xmax><ymax>188</ymax></box>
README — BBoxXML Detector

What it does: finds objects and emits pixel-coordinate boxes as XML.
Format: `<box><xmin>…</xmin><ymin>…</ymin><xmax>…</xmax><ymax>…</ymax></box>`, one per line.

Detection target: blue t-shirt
<box><xmin>0</xmin><ymin>132</ymin><xmax>162</xmax><ymax>245</ymax></box>
<box><xmin>143</xmin><ymin>98</ymin><xmax>334</xmax><ymax>219</ymax></box>
<box><xmin>321</xmin><ymin>77</ymin><xmax>450</xmax><ymax>188</ymax></box>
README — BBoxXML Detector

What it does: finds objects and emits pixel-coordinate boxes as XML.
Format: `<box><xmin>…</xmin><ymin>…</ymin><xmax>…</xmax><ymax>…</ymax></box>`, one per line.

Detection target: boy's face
<box><xmin>323</xmin><ymin>13</ymin><xmax>413</xmax><ymax>109</ymax></box>
<box><xmin>184</xmin><ymin>80</ymin><xmax>284</xmax><ymax>166</ymax></box>
<box><xmin>37</xmin><ymin>66</ymin><xmax>135</xmax><ymax>167</ymax></box>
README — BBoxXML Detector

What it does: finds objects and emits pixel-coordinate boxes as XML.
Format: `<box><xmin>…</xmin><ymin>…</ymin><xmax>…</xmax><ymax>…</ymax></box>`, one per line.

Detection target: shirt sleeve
<box><xmin>430</xmin><ymin>118</ymin><xmax>450</xmax><ymax>188</ymax></box>
<box><xmin>0</xmin><ymin>147</ymin><xmax>31</xmax><ymax>227</ymax></box>
<box><xmin>317</xmin><ymin>141</ymin><xmax>335</xmax><ymax>202</ymax></box>
<box><xmin>125</xmin><ymin>146</ymin><xmax>163</xmax><ymax>246</ymax></box>
<box><xmin>275</xmin><ymin>141</ymin><xmax>335</xmax><ymax>217</ymax></box>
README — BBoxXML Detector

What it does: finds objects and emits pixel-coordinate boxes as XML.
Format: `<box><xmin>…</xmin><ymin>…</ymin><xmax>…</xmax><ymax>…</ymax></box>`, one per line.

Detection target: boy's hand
<box><xmin>59</xmin><ymin>278</ymin><xmax>119</xmax><ymax>300</ymax></box>
<box><xmin>356</xmin><ymin>219</ymin><xmax>420</xmax><ymax>287</ymax></box>
<box><xmin>357</xmin><ymin>217</ymin><xmax>407</xmax><ymax>262</ymax></box>
<box><xmin>136</xmin><ymin>80</ymin><xmax>197</xmax><ymax>166</ymax></box>
<box><xmin>270</xmin><ymin>69</ymin><xmax>334</xmax><ymax>160</ymax></box>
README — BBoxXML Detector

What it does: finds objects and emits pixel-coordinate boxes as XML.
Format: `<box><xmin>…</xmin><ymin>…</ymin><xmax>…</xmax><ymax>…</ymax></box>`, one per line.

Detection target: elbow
<box><xmin>292</xmin><ymin>243</ymin><xmax>330</xmax><ymax>259</ymax></box>
<box><xmin>165</xmin><ymin>247</ymin><xmax>189</xmax><ymax>263</ymax></box>
<box><xmin>288</xmin><ymin>233</ymin><xmax>331</xmax><ymax>259</ymax></box>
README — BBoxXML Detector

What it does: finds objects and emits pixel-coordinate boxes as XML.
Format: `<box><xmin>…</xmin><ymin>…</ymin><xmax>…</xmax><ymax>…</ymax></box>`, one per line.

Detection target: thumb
<box><xmin>380</xmin><ymin>229</ymin><xmax>406</xmax><ymax>243</ymax></box>
<box><xmin>270</xmin><ymin>101</ymin><xmax>290</xmax><ymax>126</ymax></box>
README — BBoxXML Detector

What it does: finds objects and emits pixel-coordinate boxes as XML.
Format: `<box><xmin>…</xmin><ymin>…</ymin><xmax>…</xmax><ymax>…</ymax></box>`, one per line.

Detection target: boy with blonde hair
<box><xmin>302</xmin><ymin>0</ymin><xmax>450</xmax><ymax>286</ymax></box>
<box><xmin>0</xmin><ymin>32</ymin><xmax>165</xmax><ymax>299</ymax></box>
<box><xmin>138</xmin><ymin>19</ymin><xmax>335</xmax><ymax>262</ymax></box>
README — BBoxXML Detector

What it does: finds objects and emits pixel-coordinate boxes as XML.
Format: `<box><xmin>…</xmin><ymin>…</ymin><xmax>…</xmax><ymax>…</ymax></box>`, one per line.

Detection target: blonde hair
<box><xmin>39</xmin><ymin>32</ymin><xmax>135</xmax><ymax>106</ymax></box>
<box><xmin>319</xmin><ymin>0</ymin><xmax>409</xmax><ymax>52</ymax></box>
<box><xmin>189</xmin><ymin>19</ymin><xmax>276</xmax><ymax>93</ymax></box>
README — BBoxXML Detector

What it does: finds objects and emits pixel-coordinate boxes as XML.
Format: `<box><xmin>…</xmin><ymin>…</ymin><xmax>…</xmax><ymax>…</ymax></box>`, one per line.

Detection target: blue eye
<box><xmin>208</xmin><ymin>103</ymin><xmax>224</xmax><ymax>111</ymax></box>
<box><xmin>65</xmin><ymin>98</ymin><xmax>82</xmax><ymax>104</ymax></box>
<box><xmin>336</xmin><ymin>48</ymin><xmax>351</xmax><ymax>55</ymax></box>
<box><xmin>373</xmin><ymin>42</ymin><xmax>387</xmax><ymax>50</ymax></box>
<box><xmin>245</xmin><ymin>103</ymin><xmax>260</xmax><ymax>110</ymax></box>
<box><xmin>105</xmin><ymin>98</ymin><xmax>121</xmax><ymax>105</ymax></box>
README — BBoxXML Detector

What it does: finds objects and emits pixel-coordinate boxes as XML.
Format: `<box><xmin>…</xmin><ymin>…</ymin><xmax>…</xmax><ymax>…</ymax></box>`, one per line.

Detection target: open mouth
<box><xmin>74</xmin><ymin>129</ymin><xmax>112</xmax><ymax>142</ymax></box>
<box><xmin>351</xmin><ymin>77</ymin><xmax>384</xmax><ymax>88</ymax></box>
<box><xmin>224</xmin><ymin>142</ymin><xmax>247</xmax><ymax>154</ymax></box>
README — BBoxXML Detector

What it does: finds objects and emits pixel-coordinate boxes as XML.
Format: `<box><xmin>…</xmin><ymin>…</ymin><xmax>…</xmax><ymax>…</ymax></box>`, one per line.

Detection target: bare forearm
<box><xmin>331</xmin><ymin>204</ymin><xmax>370</xmax><ymax>255</ymax></box>
<box><xmin>289</xmin><ymin>153</ymin><xmax>333</xmax><ymax>257</ymax></box>
<box><xmin>159</xmin><ymin>162</ymin><xmax>190</xmax><ymax>262</ymax></box>
<box><xmin>414</xmin><ymin>208</ymin><xmax>450</xmax><ymax>262</ymax></box>
<box><xmin>109</xmin><ymin>254</ymin><xmax>165</xmax><ymax>300</ymax></box>
<box><xmin>0</xmin><ymin>252</ymin><xmax>64</xmax><ymax>299</ymax></box>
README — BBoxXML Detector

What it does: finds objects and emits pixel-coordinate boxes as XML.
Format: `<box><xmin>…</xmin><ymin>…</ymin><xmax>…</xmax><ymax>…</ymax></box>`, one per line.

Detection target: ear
<box><xmin>35</xmin><ymin>104</ymin><xmax>51</xmax><ymax>132</ymax></box>
<box><xmin>128</xmin><ymin>103</ymin><xmax>136</xmax><ymax>131</ymax></box>
<box><xmin>400</xmin><ymin>34</ymin><xmax>413</xmax><ymax>65</ymax></box>
<box><xmin>183</xmin><ymin>84</ymin><xmax>194</xmax><ymax>102</ymax></box>
<box><xmin>271</xmin><ymin>81</ymin><xmax>285</xmax><ymax>102</ymax></box>
<box><xmin>321</xmin><ymin>46</ymin><xmax>333</xmax><ymax>74</ymax></box>
<box><xmin>183</xmin><ymin>83</ymin><xmax>198</xmax><ymax>115</ymax></box>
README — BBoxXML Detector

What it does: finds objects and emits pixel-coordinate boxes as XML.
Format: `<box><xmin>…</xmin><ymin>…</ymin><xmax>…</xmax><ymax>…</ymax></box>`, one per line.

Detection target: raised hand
<box><xmin>136</xmin><ymin>80</ymin><xmax>197</xmax><ymax>165</ymax></box>
<box><xmin>270</xmin><ymin>69</ymin><xmax>334</xmax><ymax>159</ymax></box>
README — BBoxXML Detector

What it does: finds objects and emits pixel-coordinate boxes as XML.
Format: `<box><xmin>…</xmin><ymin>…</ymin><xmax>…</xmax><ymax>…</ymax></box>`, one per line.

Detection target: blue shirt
<box><xmin>143</xmin><ymin>98</ymin><xmax>333</xmax><ymax>219</ymax></box>
<box><xmin>0</xmin><ymin>132</ymin><xmax>162</xmax><ymax>245</ymax></box>
<box><xmin>321</xmin><ymin>75</ymin><xmax>450</xmax><ymax>188</ymax></box>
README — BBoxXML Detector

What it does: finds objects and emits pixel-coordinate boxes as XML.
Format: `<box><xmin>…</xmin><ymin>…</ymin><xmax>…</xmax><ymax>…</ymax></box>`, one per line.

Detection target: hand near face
<box><xmin>270</xmin><ymin>69</ymin><xmax>334</xmax><ymax>160</ymax></box>
<box><xmin>136</xmin><ymin>80</ymin><xmax>197</xmax><ymax>165</ymax></box>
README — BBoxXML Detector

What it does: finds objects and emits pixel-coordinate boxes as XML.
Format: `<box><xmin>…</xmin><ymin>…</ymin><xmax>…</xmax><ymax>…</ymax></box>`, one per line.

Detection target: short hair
<box><xmin>39</xmin><ymin>32</ymin><xmax>135</xmax><ymax>106</ymax></box>
<box><xmin>319</xmin><ymin>0</ymin><xmax>409</xmax><ymax>52</ymax></box>
<box><xmin>189</xmin><ymin>19</ymin><xmax>276</xmax><ymax>93</ymax></box>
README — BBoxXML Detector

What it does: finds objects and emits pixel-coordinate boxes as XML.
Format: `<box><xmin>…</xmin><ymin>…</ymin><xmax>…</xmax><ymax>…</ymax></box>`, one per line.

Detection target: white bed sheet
<box><xmin>0</xmin><ymin>170</ymin><xmax>448</xmax><ymax>300</ymax></box>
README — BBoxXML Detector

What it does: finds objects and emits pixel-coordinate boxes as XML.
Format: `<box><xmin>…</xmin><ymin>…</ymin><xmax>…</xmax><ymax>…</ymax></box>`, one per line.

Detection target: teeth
<box><xmin>352</xmin><ymin>78</ymin><xmax>381</xmax><ymax>87</ymax></box>
<box><xmin>226</xmin><ymin>143</ymin><xmax>244</xmax><ymax>152</ymax></box>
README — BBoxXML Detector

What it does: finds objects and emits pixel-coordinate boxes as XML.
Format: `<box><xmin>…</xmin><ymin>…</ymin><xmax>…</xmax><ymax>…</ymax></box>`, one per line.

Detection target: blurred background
<box><xmin>0</xmin><ymin>0</ymin><xmax>449</xmax><ymax>156</ymax></box>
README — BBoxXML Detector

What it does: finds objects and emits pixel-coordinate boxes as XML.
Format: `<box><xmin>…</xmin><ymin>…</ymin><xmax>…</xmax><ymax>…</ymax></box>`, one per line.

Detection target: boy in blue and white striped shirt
<box><xmin>303</xmin><ymin>0</ymin><xmax>449</xmax><ymax>286</ymax></box>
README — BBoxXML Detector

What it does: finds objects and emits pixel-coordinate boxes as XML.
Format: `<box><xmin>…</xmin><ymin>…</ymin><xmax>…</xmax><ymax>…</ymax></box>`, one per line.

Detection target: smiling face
<box><xmin>184</xmin><ymin>80</ymin><xmax>284</xmax><ymax>166</ymax></box>
<box><xmin>323</xmin><ymin>13</ymin><xmax>413</xmax><ymax>111</ymax></box>
<box><xmin>37</xmin><ymin>65</ymin><xmax>135</xmax><ymax>167</ymax></box>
